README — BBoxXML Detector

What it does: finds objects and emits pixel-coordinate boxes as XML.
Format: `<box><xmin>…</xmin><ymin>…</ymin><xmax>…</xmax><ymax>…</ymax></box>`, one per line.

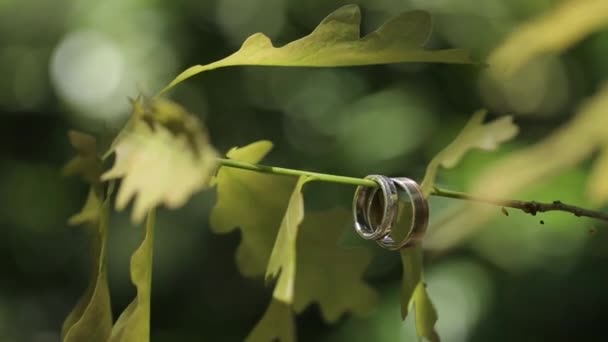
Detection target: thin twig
<box><xmin>431</xmin><ymin>187</ymin><xmax>608</xmax><ymax>222</ymax></box>
<box><xmin>217</xmin><ymin>158</ymin><xmax>608</xmax><ymax>223</ymax></box>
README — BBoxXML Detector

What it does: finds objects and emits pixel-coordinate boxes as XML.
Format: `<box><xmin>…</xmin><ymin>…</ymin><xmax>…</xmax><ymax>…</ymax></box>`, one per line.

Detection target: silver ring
<box><xmin>352</xmin><ymin>175</ymin><xmax>398</xmax><ymax>240</ymax></box>
<box><xmin>376</xmin><ymin>177</ymin><xmax>428</xmax><ymax>250</ymax></box>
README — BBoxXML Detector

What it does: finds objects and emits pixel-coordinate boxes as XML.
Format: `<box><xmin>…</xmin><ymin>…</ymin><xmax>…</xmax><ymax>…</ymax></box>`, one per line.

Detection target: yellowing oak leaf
<box><xmin>246</xmin><ymin>299</ymin><xmax>295</xmax><ymax>342</ymax></box>
<box><xmin>61</xmin><ymin>187</ymin><xmax>113</xmax><ymax>342</ymax></box>
<box><xmin>266</xmin><ymin>176</ymin><xmax>311</xmax><ymax>303</ymax></box>
<box><xmin>110</xmin><ymin>210</ymin><xmax>156</xmax><ymax>342</ymax></box>
<box><xmin>161</xmin><ymin>4</ymin><xmax>473</xmax><ymax>93</ymax></box>
<box><xmin>293</xmin><ymin>209</ymin><xmax>377</xmax><ymax>323</ymax></box>
<box><xmin>62</xmin><ymin>186</ymin><xmax>113</xmax><ymax>342</ymax></box>
<box><xmin>411</xmin><ymin>281</ymin><xmax>440</xmax><ymax>342</ymax></box>
<box><xmin>426</xmin><ymin>83</ymin><xmax>608</xmax><ymax>251</ymax></box>
<box><xmin>63</xmin><ymin>131</ymin><xmax>102</xmax><ymax>184</ymax></box>
<box><xmin>210</xmin><ymin>140</ymin><xmax>296</xmax><ymax>277</ymax></box>
<box><xmin>489</xmin><ymin>0</ymin><xmax>608</xmax><ymax>78</ymax></box>
<box><xmin>62</xmin><ymin>133</ymin><xmax>113</xmax><ymax>342</ymax></box>
<box><xmin>588</xmin><ymin>145</ymin><xmax>608</xmax><ymax>204</ymax></box>
<box><xmin>400</xmin><ymin>247</ymin><xmax>439</xmax><ymax>342</ymax></box>
<box><xmin>102</xmin><ymin>97</ymin><xmax>218</xmax><ymax>223</ymax></box>
<box><xmin>420</xmin><ymin>109</ymin><xmax>518</xmax><ymax>196</ymax></box>
<box><xmin>248</xmin><ymin>209</ymin><xmax>378</xmax><ymax>341</ymax></box>
<box><xmin>402</xmin><ymin>109</ymin><xmax>517</xmax><ymax>342</ymax></box>
<box><xmin>68</xmin><ymin>187</ymin><xmax>103</xmax><ymax>226</ymax></box>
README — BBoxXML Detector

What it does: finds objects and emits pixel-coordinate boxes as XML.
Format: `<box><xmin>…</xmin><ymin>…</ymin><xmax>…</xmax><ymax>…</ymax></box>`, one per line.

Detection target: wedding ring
<box><xmin>376</xmin><ymin>177</ymin><xmax>428</xmax><ymax>250</ymax></box>
<box><xmin>352</xmin><ymin>175</ymin><xmax>398</xmax><ymax>240</ymax></box>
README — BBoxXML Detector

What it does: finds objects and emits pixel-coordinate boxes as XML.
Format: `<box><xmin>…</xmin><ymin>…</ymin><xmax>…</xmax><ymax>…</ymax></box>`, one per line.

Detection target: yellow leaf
<box><xmin>160</xmin><ymin>5</ymin><xmax>473</xmax><ymax>93</ymax></box>
<box><xmin>210</xmin><ymin>140</ymin><xmax>296</xmax><ymax>277</ymax></box>
<box><xmin>293</xmin><ymin>209</ymin><xmax>377</xmax><ymax>323</ymax></box>
<box><xmin>588</xmin><ymin>145</ymin><xmax>608</xmax><ymax>204</ymax></box>
<box><xmin>399</xmin><ymin>247</ymin><xmax>439</xmax><ymax>341</ymax></box>
<box><xmin>420</xmin><ymin>109</ymin><xmax>518</xmax><ymax>196</ymax></box>
<box><xmin>63</xmin><ymin>130</ymin><xmax>102</xmax><ymax>184</ymax></box>
<box><xmin>62</xmin><ymin>132</ymin><xmax>113</xmax><ymax>342</ymax></box>
<box><xmin>266</xmin><ymin>176</ymin><xmax>311</xmax><ymax>303</ymax></box>
<box><xmin>489</xmin><ymin>0</ymin><xmax>608</xmax><ymax>78</ymax></box>
<box><xmin>406</xmin><ymin>109</ymin><xmax>517</xmax><ymax>341</ymax></box>
<box><xmin>425</xmin><ymin>82</ymin><xmax>608</xmax><ymax>251</ymax></box>
<box><xmin>246</xmin><ymin>299</ymin><xmax>295</xmax><ymax>342</ymax></box>
<box><xmin>411</xmin><ymin>281</ymin><xmax>440</xmax><ymax>342</ymax></box>
<box><xmin>102</xmin><ymin>97</ymin><xmax>218</xmax><ymax>223</ymax></box>
<box><xmin>68</xmin><ymin>187</ymin><xmax>102</xmax><ymax>226</ymax></box>
<box><xmin>61</xmin><ymin>186</ymin><xmax>113</xmax><ymax>342</ymax></box>
<box><xmin>110</xmin><ymin>209</ymin><xmax>156</xmax><ymax>342</ymax></box>
<box><xmin>249</xmin><ymin>209</ymin><xmax>378</xmax><ymax>341</ymax></box>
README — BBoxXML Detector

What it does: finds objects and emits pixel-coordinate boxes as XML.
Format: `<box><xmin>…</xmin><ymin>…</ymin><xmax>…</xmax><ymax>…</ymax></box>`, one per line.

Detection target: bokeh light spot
<box><xmin>50</xmin><ymin>30</ymin><xmax>124</xmax><ymax>116</ymax></box>
<box><xmin>337</xmin><ymin>87</ymin><xmax>435</xmax><ymax>165</ymax></box>
<box><xmin>480</xmin><ymin>56</ymin><xmax>569</xmax><ymax>116</ymax></box>
<box><xmin>427</xmin><ymin>259</ymin><xmax>494</xmax><ymax>342</ymax></box>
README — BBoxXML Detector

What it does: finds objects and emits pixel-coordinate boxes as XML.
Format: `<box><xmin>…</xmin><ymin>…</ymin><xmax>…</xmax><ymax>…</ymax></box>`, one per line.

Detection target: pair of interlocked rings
<box><xmin>352</xmin><ymin>175</ymin><xmax>429</xmax><ymax>250</ymax></box>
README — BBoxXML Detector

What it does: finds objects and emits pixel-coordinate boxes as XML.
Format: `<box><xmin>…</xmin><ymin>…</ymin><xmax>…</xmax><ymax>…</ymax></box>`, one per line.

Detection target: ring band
<box><xmin>352</xmin><ymin>176</ymin><xmax>429</xmax><ymax>250</ymax></box>
<box><xmin>376</xmin><ymin>177</ymin><xmax>428</xmax><ymax>250</ymax></box>
<box><xmin>352</xmin><ymin>175</ymin><xmax>398</xmax><ymax>240</ymax></box>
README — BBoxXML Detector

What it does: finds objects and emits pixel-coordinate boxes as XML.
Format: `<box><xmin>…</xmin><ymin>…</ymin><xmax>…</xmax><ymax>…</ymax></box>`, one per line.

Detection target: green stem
<box><xmin>217</xmin><ymin>158</ymin><xmax>608</xmax><ymax>223</ymax></box>
<box><xmin>217</xmin><ymin>158</ymin><xmax>376</xmax><ymax>187</ymax></box>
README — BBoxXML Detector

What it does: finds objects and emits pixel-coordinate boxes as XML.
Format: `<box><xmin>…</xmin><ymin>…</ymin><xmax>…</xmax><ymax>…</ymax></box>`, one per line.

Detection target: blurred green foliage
<box><xmin>2</xmin><ymin>0</ymin><xmax>608</xmax><ymax>341</ymax></box>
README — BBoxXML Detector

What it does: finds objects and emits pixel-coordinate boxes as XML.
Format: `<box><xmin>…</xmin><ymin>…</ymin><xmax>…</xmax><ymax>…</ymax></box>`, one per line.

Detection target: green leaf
<box><xmin>160</xmin><ymin>4</ymin><xmax>473</xmax><ymax>93</ymax></box>
<box><xmin>61</xmin><ymin>186</ymin><xmax>113</xmax><ymax>342</ymax></box>
<box><xmin>68</xmin><ymin>187</ymin><xmax>103</xmax><ymax>226</ymax></box>
<box><xmin>488</xmin><ymin>0</ymin><xmax>608</xmax><ymax>78</ymax></box>
<box><xmin>426</xmin><ymin>83</ymin><xmax>608</xmax><ymax>251</ymax></box>
<box><xmin>210</xmin><ymin>140</ymin><xmax>297</xmax><ymax>277</ymax></box>
<box><xmin>408</xmin><ymin>109</ymin><xmax>517</xmax><ymax>340</ymax></box>
<box><xmin>265</xmin><ymin>176</ymin><xmax>311</xmax><ymax>303</ymax></box>
<box><xmin>294</xmin><ymin>208</ymin><xmax>377</xmax><ymax>322</ymax></box>
<box><xmin>62</xmin><ymin>131</ymin><xmax>102</xmax><ymax>183</ymax></box>
<box><xmin>399</xmin><ymin>247</ymin><xmax>421</xmax><ymax>320</ymax></box>
<box><xmin>62</xmin><ymin>131</ymin><xmax>113</xmax><ymax>342</ymax></box>
<box><xmin>110</xmin><ymin>209</ymin><xmax>156</xmax><ymax>342</ymax></box>
<box><xmin>420</xmin><ymin>109</ymin><xmax>518</xmax><ymax>196</ymax></box>
<box><xmin>249</xmin><ymin>209</ymin><xmax>377</xmax><ymax>340</ymax></box>
<box><xmin>246</xmin><ymin>299</ymin><xmax>295</xmax><ymax>342</ymax></box>
<box><xmin>412</xmin><ymin>282</ymin><xmax>440</xmax><ymax>342</ymax></box>
<box><xmin>400</xmin><ymin>247</ymin><xmax>439</xmax><ymax>342</ymax></box>
<box><xmin>102</xmin><ymin>97</ymin><xmax>218</xmax><ymax>223</ymax></box>
<box><xmin>588</xmin><ymin>144</ymin><xmax>608</xmax><ymax>204</ymax></box>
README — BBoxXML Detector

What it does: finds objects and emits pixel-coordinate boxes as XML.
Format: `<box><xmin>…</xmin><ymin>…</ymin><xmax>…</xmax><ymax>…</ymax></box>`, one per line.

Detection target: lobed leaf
<box><xmin>61</xmin><ymin>133</ymin><xmax>113</xmax><ymax>342</ymax></box>
<box><xmin>62</xmin><ymin>131</ymin><xmax>103</xmax><ymax>184</ymax></box>
<box><xmin>160</xmin><ymin>4</ymin><xmax>473</xmax><ymax>93</ymax></box>
<box><xmin>426</xmin><ymin>82</ymin><xmax>608</xmax><ymax>250</ymax></box>
<box><xmin>68</xmin><ymin>187</ymin><xmax>103</xmax><ymax>226</ymax></box>
<box><xmin>249</xmin><ymin>209</ymin><xmax>378</xmax><ymax>341</ymax></box>
<box><xmin>402</xmin><ymin>109</ymin><xmax>517</xmax><ymax>341</ymax></box>
<box><xmin>488</xmin><ymin>0</ymin><xmax>608</xmax><ymax>78</ymax></box>
<box><xmin>110</xmin><ymin>209</ymin><xmax>156</xmax><ymax>342</ymax></box>
<box><xmin>400</xmin><ymin>247</ymin><xmax>439</xmax><ymax>342</ymax></box>
<box><xmin>61</xmin><ymin>186</ymin><xmax>113</xmax><ymax>342</ymax></box>
<box><xmin>420</xmin><ymin>109</ymin><xmax>518</xmax><ymax>196</ymax></box>
<box><xmin>265</xmin><ymin>176</ymin><xmax>311</xmax><ymax>303</ymax></box>
<box><xmin>102</xmin><ymin>97</ymin><xmax>218</xmax><ymax>223</ymax></box>
<box><xmin>246</xmin><ymin>299</ymin><xmax>295</xmax><ymax>342</ymax></box>
<box><xmin>210</xmin><ymin>141</ymin><xmax>296</xmax><ymax>277</ymax></box>
<box><xmin>411</xmin><ymin>282</ymin><xmax>440</xmax><ymax>342</ymax></box>
<box><xmin>293</xmin><ymin>209</ymin><xmax>377</xmax><ymax>323</ymax></box>
<box><xmin>399</xmin><ymin>247</ymin><xmax>421</xmax><ymax>321</ymax></box>
<box><xmin>588</xmin><ymin>144</ymin><xmax>608</xmax><ymax>204</ymax></box>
